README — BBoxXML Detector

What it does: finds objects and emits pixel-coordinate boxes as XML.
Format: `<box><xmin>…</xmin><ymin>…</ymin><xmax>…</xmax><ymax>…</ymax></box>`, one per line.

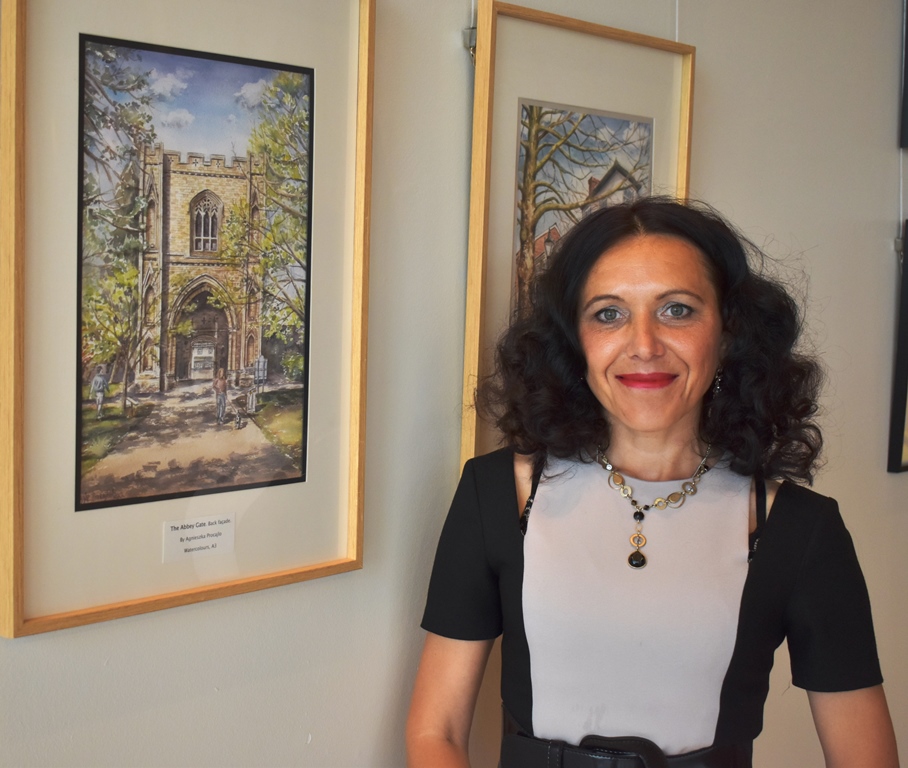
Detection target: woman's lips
<box><xmin>617</xmin><ymin>373</ymin><xmax>678</xmax><ymax>389</ymax></box>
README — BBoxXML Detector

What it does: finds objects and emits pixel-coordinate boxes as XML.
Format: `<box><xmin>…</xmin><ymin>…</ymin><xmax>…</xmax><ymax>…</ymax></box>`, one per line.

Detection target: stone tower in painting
<box><xmin>137</xmin><ymin>144</ymin><xmax>265</xmax><ymax>392</ymax></box>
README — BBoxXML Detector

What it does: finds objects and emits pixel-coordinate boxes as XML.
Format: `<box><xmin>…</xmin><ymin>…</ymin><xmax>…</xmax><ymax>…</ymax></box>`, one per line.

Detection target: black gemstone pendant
<box><xmin>628</xmin><ymin>550</ymin><xmax>647</xmax><ymax>569</ymax></box>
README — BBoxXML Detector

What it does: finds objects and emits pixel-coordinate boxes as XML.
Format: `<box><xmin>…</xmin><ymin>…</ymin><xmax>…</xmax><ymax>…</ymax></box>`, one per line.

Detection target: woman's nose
<box><xmin>626</xmin><ymin>318</ymin><xmax>664</xmax><ymax>360</ymax></box>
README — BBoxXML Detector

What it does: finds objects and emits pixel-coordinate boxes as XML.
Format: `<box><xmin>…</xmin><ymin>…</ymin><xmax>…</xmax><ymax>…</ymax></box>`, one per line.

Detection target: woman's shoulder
<box><xmin>764</xmin><ymin>480</ymin><xmax>845</xmax><ymax>549</ymax></box>
<box><xmin>461</xmin><ymin>447</ymin><xmax>516</xmax><ymax>484</ymax></box>
<box><xmin>465</xmin><ymin>446</ymin><xmax>514</xmax><ymax>467</ymax></box>
<box><xmin>771</xmin><ymin>481</ymin><xmax>838</xmax><ymax>516</ymax></box>
<box><xmin>750</xmin><ymin>481</ymin><xmax>863</xmax><ymax>612</ymax></box>
<box><xmin>459</xmin><ymin>448</ymin><xmax>517</xmax><ymax>498</ymax></box>
<box><xmin>454</xmin><ymin>448</ymin><xmax>526</xmax><ymax>539</ymax></box>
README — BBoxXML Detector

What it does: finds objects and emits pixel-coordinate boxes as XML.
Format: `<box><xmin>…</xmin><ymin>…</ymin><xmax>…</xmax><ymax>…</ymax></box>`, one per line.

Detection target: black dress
<box><xmin>421</xmin><ymin>448</ymin><xmax>882</xmax><ymax>753</ymax></box>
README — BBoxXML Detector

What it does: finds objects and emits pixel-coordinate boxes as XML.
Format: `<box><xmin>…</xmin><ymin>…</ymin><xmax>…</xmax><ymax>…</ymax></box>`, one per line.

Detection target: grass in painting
<box><xmin>80</xmin><ymin>399</ymin><xmax>155</xmax><ymax>476</ymax></box>
<box><xmin>250</xmin><ymin>389</ymin><xmax>305</xmax><ymax>466</ymax></box>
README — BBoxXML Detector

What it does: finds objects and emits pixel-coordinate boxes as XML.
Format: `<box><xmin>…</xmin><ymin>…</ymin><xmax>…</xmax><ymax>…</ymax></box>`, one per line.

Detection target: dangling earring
<box><xmin>711</xmin><ymin>367</ymin><xmax>723</xmax><ymax>397</ymax></box>
<box><xmin>706</xmin><ymin>368</ymin><xmax>723</xmax><ymax>423</ymax></box>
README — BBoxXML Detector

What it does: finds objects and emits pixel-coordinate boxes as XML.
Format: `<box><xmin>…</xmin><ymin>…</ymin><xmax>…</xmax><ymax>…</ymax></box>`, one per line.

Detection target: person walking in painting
<box><xmin>89</xmin><ymin>365</ymin><xmax>108</xmax><ymax>420</ymax></box>
<box><xmin>213</xmin><ymin>368</ymin><xmax>228</xmax><ymax>425</ymax></box>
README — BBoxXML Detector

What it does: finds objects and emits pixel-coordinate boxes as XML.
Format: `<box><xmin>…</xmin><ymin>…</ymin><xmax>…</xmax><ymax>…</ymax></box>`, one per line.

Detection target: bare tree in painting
<box><xmin>514</xmin><ymin>102</ymin><xmax>652</xmax><ymax>316</ymax></box>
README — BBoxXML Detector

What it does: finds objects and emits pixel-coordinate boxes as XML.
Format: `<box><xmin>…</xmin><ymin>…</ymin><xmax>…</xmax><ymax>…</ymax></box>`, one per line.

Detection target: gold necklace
<box><xmin>596</xmin><ymin>445</ymin><xmax>712</xmax><ymax>569</ymax></box>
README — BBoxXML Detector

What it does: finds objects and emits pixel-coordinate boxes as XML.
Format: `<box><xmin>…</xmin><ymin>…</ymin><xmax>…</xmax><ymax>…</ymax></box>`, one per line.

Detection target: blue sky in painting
<box><xmin>114</xmin><ymin>44</ymin><xmax>297</xmax><ymax>160</ymax></box>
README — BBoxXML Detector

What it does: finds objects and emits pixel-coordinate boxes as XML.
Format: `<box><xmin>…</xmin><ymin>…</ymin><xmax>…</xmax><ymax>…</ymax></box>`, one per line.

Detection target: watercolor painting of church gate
<box><xmin>77</xmin><ymin>35</ymin><xmax>313</xmax><ymax>510</ymax></box>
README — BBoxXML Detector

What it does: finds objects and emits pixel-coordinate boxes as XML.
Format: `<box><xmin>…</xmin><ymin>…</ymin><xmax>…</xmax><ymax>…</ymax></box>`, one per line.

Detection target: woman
<box><xmin>407</xmin><ymin>199</ymin><xmax>898</xmax><ymax>767</ymax></box>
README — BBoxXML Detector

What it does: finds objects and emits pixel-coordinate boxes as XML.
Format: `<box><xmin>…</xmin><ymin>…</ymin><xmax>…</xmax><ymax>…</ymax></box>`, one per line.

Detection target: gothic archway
<box><xmin>169</xmin><ymin>280</ymin><xmax>236</xmax><ymax>382</ymax></box>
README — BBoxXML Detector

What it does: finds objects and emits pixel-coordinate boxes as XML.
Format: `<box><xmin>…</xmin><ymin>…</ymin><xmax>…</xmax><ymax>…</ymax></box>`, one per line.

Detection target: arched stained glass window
<box><xmin>191</xmin><ymin>192</ymin><xmax>222</xmax><ymax>253</ymax></box>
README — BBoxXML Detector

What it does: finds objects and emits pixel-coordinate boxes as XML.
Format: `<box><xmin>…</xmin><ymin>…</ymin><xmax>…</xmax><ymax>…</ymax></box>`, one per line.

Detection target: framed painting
<box><xmin>76</xmin><ymin>35</ymin><xmax>314</xmax><ymax>511</ymax></box>
<box><xmin>460</xmin><ymin>0</ymin><xmax>695</xmax><ymax>463</ymax></box>
<box><xmin>0</xmin><ymin>0</ymin><xmax>374</xmax><ymax>637</ymax></box>
<box><xmin>888</xmin><ymin>221</ymin><xmax>908</xmax><ymax>471</ymax></box>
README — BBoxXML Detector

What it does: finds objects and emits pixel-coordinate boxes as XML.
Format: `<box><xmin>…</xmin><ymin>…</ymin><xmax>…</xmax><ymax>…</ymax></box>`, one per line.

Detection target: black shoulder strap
<box><xmin>755</xmin><ymin>474</ymin><xmax>767</xmax><ymax>528</ymax></box>
<box><xmin>519</xmin><ymin>467</ymin><xmax>541</xmax><ymax>536</ymax></box>
<box><xmin>749</xmin><ymin>473</ymin><xmax>767</xmax><ymax>563</ymax></box>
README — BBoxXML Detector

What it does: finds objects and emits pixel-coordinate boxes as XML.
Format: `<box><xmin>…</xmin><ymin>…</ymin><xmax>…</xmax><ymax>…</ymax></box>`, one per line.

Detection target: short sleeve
<box><xmin>420</xmin><ymin>458</ymin><xmax>503</xmax><ymax>640</ymax></box>
<box><xmin>785</xmin><ymin>498</ymin><xmax>883</xmax><ymax>692</ymax></box>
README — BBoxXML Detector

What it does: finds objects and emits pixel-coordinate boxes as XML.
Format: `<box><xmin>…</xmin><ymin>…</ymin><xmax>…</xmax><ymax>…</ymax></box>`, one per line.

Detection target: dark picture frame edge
<box><xmin>887</xmin><ymin>221</ymin><xmax>908</xmax><ymax>471</ymax></box>
<box><xmin>900</xmin><ymin>3</ymin><xmax>908</xmax><ymax>148</ymax></box>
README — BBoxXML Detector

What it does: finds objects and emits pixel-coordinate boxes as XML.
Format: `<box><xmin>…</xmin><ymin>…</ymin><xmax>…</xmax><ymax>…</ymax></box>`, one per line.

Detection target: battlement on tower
<box><xmin>142</xmin><ymin>143</ymin><xmax>263</xmax><ymax>175</ymax></box>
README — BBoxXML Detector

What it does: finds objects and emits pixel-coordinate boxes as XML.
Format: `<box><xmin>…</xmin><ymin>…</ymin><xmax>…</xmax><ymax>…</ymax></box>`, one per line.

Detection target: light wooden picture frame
<box><xmin>460</xmin><ymin>0</ymin><xmax>694</xmax><ymax>464</ymax></box>
<box><xmin>0</xmin><ymin>0</ymin><xmax>374</xmax><ymax>637</ymax></box>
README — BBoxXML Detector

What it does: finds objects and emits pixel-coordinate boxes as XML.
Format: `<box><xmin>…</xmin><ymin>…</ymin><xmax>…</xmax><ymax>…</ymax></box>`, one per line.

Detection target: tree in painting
<box><xmin>514</xmin><ymin>102</ymin><xmax>652</xmax><ymax>316</ymax></box>
<box><xmin>221</xmin><ymin>71</ymin><xmax>311</xmax><ymax>380</ymax></box>
<box><xmin>80</xmin><ymin>42</ymin><xmax>157</xmax><ymax>415</ymax></box>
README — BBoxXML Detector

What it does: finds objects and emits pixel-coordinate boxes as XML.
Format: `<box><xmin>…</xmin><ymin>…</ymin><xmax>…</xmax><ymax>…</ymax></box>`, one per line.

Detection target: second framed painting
<box><xmin>461</xmin><ymin>1</ymin><xmax>695</xmax><ymax>462</ymax></box>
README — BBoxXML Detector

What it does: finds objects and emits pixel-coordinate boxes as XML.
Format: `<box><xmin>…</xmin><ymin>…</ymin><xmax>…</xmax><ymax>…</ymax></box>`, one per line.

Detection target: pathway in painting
<box><xmin>80</xmin><ymin>382</ymin><xmax>299</xmax><ymax>505</ymax></box>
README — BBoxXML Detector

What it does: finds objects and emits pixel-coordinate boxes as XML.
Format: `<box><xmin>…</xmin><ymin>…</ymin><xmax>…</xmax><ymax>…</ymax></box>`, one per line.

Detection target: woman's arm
<box><xmin>406</xmin><ymin>632</ymin><xmax>495</xmax><ymax>768</ymax></box>
<box><xmin>808</xmin><ymin>685</ymin><xmax>900</xmax><ymax>768</ymax></box>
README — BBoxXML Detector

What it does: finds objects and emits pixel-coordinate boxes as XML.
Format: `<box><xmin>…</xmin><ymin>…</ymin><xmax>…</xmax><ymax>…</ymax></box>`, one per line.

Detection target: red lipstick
<box><xmin>617</xmin><ymin>373</ymin><xmax>677</xmax><ymax>389</ymax></box>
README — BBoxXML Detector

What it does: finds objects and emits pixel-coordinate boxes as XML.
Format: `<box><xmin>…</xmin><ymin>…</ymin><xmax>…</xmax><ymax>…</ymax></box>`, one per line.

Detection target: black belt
<box><xmin>500</xmin><ymin>734</ymin><xmax>752</xmax><ymax>768</ymax></box>
<box><xmin>500</xmin><ymin>711</ymin><xmax>752</xmax><ymax>768</ymax></box>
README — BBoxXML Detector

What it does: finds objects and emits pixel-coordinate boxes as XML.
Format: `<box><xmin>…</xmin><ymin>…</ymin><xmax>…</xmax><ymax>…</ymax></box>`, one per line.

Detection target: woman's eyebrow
<box><xmin>655</xmin><ymin>289</ymin><xmax>706</xmax><ymax>303</ymax></box>
<box><xmin>582</xmin><ymin>293</ymin><xmax>621</xmax><ymax>309</ymax></box>
<box><xmin>582</xmin><ymin>288</ymin><xmax>706</xmax><ymax>312</ymax></box>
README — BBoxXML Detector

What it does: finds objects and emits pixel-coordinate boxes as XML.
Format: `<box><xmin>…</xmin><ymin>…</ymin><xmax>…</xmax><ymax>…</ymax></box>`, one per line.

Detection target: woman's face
<box><xmin>577</xmin><ymin>234</ymin><xmax>725</xmax><ymax>443</ymax></box>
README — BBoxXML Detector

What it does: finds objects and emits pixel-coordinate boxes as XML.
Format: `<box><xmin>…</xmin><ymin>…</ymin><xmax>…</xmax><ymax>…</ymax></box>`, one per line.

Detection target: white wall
<box><xmin>0</xmin><ymin>0</ymin><xmax>905</xmax><ymax>766</ymax></box>
<box><xmin>680</xmin><ymin>1</ymin><xmax>908</xmax><ymax>765</ymax></box>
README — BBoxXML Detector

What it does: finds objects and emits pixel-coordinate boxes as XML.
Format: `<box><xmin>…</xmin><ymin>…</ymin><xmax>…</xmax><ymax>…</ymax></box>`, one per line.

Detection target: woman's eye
<box><xmin>663</xmin><ymin>303</ymin><xmax>692</xmax><ymax>319</ymax></box>
<box><xmin>596</xmin><ymin>307</ymin><xmax>621</xmax><ymax>323</ymax></box>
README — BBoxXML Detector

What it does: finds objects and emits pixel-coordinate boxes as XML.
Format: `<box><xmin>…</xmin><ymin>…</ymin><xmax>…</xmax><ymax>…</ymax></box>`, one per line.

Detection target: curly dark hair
<box><xmin>476</xmin><ymin>197</ymin><xmax>824</xmax><ymax>483</ymax></box>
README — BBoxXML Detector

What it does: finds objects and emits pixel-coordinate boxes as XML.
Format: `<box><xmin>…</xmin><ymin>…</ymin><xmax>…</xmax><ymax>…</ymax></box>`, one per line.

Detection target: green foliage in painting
<box><xmin>80</xmin><ymin>41</ymin><xmax>157</xmax><ymax>415</ymax></box>
<box><xmin>219</xmin><ymin>71</ymin><xmax>312</xmax><ymax>380</ymax></box>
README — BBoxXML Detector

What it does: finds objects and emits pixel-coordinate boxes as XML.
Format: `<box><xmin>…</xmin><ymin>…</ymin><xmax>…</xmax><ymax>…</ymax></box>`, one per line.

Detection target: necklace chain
<box><xmin>596</xmin><ymin>445</ymin><xmax>712</xmax><ymax>569</ymax></box>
